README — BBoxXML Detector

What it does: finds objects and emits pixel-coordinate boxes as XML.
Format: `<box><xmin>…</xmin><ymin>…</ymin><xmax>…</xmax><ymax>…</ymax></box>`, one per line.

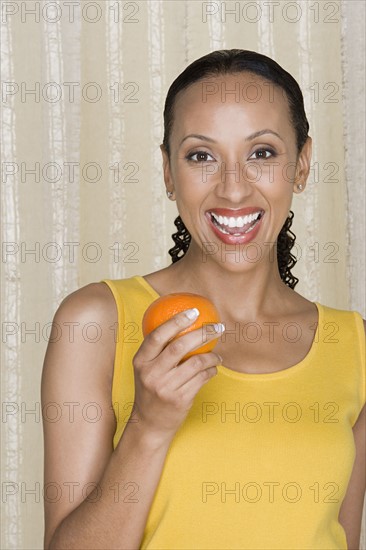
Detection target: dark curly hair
<box><xmin>163</xmin><ymin>49</ymin><xmax>310</xmax><ymax>289</ymax></box>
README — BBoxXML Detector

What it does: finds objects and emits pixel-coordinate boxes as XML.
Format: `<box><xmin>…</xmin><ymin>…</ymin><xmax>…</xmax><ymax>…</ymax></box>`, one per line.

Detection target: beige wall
<box><xmin>1</xmin><ymin>0</ymin><xmax>365</xmax><ymax>547</ymax></box>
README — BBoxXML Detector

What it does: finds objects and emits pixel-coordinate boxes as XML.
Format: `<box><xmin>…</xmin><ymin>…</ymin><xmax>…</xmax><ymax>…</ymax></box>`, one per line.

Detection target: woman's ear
<box><xmin>160</xmin><ymin>144</ymin><xmax>175</xmax><ymax>196</ymax></box>
<box><xmin>293</xmin><ymin>136</ymin><xmax>312</xmax><ymax>193</ymax></box>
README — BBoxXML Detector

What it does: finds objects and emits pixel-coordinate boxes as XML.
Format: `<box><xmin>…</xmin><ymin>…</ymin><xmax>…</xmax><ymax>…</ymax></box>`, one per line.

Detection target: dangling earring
<box><xmin>166</xmin><ymin>190</ymin><xmax>174</xmax><ymax>199</ymax></box>
<box><xmin>297</xmin><ymin>184</ymin><xmax>303</xmax><ymax>191</ymax></box>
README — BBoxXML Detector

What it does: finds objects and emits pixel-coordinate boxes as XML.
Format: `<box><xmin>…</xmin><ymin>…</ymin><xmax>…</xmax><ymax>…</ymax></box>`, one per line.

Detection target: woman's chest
<box><xmin>214</xmin><ymin>316</ymin><xmax>318</xmax><ymax>374</ymax></box>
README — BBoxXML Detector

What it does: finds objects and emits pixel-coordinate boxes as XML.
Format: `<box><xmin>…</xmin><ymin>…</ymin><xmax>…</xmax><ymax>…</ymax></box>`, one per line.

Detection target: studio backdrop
<box><xmin>1</xmin><ymin>0</ymin><xmax>365</xmax><ymax>547</ymax></box>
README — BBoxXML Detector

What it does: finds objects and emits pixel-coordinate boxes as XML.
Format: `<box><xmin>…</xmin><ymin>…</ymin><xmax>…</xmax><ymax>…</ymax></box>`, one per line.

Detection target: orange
<box><xmin>142</xmin><ymin>293</ymin><xmax>221</xmax><ymax>362</ymax></box>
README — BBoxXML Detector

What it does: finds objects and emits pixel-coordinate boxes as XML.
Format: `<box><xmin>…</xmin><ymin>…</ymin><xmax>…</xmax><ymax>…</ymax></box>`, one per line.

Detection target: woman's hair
<box><xmin>162</xmin><ymin>49</ymin><xmax>310</xmax><ymax>289</ymax></box>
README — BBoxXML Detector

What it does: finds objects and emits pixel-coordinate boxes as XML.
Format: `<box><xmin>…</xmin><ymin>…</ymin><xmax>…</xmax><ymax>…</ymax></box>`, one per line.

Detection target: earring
<box><xmin>166</xmin><ymin>190</ymin><xmax>174</xmax><ymax>199</ymax></box>
<box><xmin>297</xmin><ymin>184</ymin><xmax>303</xmax><ymax>191</ymax></box>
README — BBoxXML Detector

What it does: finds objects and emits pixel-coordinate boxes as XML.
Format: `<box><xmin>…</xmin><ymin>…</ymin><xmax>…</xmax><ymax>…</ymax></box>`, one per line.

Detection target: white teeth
<box><xmin>210</xmin><ymin>211</ymin><xmax>261</xmax><ymax>228</ymax></box>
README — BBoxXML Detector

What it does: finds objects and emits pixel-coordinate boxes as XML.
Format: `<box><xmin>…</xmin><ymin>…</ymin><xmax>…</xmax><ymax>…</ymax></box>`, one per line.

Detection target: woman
<box><xmin>42</xmin><ymin>49</ymin><xmax>365</xmax><ymax>549</ymax></box>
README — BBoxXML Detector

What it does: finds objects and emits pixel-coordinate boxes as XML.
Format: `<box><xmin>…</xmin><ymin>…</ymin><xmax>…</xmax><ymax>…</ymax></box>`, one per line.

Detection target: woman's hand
<box><xmin>131</xmin><ymin>310</ymin><xmax>224</xmax><ymax>444</ymax></box>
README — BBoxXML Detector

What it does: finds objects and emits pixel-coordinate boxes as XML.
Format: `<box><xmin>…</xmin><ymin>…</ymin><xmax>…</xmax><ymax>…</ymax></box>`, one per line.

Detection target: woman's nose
<box><xmin>214</xmin><ymin>160</ymin><xmax>256</xmax><ymax>201</ymax></box>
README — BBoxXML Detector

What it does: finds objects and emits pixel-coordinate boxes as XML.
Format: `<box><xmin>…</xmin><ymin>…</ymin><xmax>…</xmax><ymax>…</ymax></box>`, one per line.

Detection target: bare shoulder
<box><xmin>42</xmin><ymin>280</ymin><xmax>120</xmax><ymax>410</ymax></box>
<box><xmin>58</xmin><ymin>281</ymin><xmax>117</xmax><ymax>320</ymax></box>
<box><xmin>55</xmin><ymin>282</ymin><xmax>117</xmax><ymax>355</ymax></box>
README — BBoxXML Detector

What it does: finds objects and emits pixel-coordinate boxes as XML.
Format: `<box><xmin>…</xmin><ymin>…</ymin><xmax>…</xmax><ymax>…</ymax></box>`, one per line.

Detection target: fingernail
<box><xmin>185</xmin><ymin>308</ymin><xmax>199</xmax><ymax>320</ymax></box>
<box><xmin>213</xmin><ymin>323</ymin><xmax>225</xmax><ymax>333</ymax></box>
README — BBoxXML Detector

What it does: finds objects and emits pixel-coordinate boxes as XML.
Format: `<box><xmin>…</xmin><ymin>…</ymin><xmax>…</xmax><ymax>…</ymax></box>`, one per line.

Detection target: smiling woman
<box><xmin>41</xmin><ymin>50</ymin><xmax>365</xmax><ymax>550</ymax></box>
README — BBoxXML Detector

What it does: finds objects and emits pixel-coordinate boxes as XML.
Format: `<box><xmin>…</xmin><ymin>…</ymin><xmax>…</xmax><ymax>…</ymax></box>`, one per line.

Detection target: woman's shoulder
<box><xmin>42</xmin><ymin>283</ymin><xmax>119</xmax><ymax>411</ymax></box>
<box><xmin>313</xmin><ymin>300</ymin><xmax>366</xmax><ymax>342</ymax></box>
<box><xmin>58</xmin><ymin>281</ymin><xmax>117</xmax><ymax>315</ymax></box>
<box><xmin>316</xmin><ymin>300</ymin><xmax>366</xmax><ymax>329</ymax></box>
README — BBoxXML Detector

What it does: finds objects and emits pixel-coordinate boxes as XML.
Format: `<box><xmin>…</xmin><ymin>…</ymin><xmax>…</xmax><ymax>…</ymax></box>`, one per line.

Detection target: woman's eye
<box><xmin>186</xmin><ymin>151</ymin><xmax>214</xmax><ymax>162</ymax></box>
<box><xmin>249</xmin><ymin>148</ymin><xmax>275</xmax><ymax>160</ymax></box>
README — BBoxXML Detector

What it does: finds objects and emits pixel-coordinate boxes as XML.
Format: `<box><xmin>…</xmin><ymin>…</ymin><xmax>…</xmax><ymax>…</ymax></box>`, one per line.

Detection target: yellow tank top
<box><xmin>100</xmin><ymin>275</ymin><xmax>365</xmax><ymax>550</ymax></box>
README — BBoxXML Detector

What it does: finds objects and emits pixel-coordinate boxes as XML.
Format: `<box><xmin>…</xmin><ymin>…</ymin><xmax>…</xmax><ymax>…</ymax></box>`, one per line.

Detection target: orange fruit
<box><xmin>142</xmin><ymin>293</ymin><xmax>221</xmax><ymax>362</ymax></box>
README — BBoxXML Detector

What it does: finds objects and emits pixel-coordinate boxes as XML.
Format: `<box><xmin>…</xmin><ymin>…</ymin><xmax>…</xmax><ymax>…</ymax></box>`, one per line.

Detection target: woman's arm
<box><xmin>338</xmin><ymin>319</ymin><xmax>366</xmax><ymax>550</ymax></box>
<box><xmin>42</xmin><ymin>283</ymin><xmax>171</xmax><ymax>549</ymax></box>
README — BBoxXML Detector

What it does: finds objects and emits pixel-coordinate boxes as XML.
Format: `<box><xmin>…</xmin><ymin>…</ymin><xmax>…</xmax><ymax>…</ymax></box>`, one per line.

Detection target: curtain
<box><xmin>1</xmin><ymin>1</ymin><xmax>364</xmax><ymax>547</ymax></box>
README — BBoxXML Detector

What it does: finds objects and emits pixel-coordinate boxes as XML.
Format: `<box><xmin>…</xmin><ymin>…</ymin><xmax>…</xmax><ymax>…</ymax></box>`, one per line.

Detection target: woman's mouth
<box><xmin>205</xmin><ymin>210</ymin><xmax>264</xmax><ymax>244</ymax></box>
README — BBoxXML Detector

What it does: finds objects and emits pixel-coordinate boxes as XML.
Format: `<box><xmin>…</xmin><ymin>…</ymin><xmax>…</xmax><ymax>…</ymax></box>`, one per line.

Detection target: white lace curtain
<box><xmin>1</xmin><ymin>1</ymin><xmax>365</xmax><ymax>547</ymax></box>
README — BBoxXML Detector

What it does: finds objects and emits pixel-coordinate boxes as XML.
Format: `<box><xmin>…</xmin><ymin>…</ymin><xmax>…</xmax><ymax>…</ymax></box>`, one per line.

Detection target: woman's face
<box><xmin>161</xmin><ymin>72</ymin><xmax>311</xmax><ymax>269</ymax></box>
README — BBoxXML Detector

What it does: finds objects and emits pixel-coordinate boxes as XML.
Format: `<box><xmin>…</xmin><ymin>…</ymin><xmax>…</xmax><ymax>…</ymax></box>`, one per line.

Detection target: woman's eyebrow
<box><xmin>179</xmin><ymin>129</ymin><xmax>284</xmax><ymax>147</ymax></box>
<box><xmin>246</xmin><ymin>129</ymin><xmax>284</xmax><ymax>143</ymax></box>
<box><xmin>180</xmin><ymin>133</ymin><xmax>216</xmax><ymax>146</ymax></box>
